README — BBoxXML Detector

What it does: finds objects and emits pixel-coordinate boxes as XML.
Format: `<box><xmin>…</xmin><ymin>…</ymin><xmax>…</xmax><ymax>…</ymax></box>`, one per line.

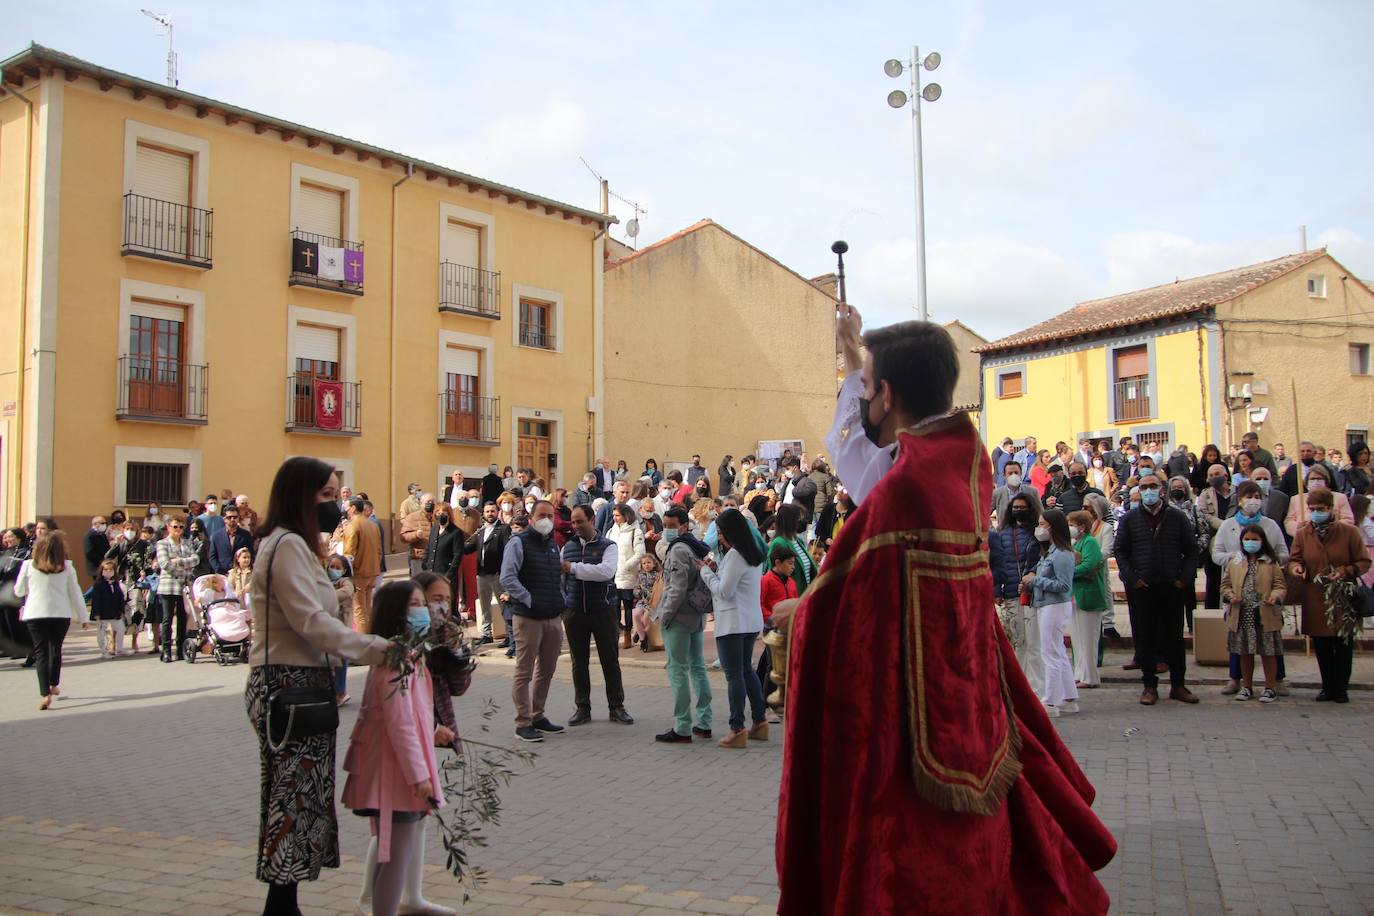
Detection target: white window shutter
<box><xmin>442</xmin><ymin>221</ymin><xmax>481</xmax><ymax>268</ymax></box>
<box><xmin>444</xmin><ymin>346</ymin><xmax>480</xmax><ymax>378</ymax></box>
<box><xmin>296</xmin><ymin>183</ymin><xmax>344</xmax><ymax>239</ymax></box>
<box><xmin>296</xmin><ymin>324</ymin><xmax>341</xmax><ymax>363</ymax></box>
<box><xmin>133</xmin><ymin>143</ymin><xmax>192</xmax><ymax>205</ymax></box>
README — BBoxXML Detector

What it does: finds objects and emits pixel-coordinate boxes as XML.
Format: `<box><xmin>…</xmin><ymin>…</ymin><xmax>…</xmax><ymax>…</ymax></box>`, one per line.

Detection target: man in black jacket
<box><xmin>1049</xmin><ymin>461</ymin><xmax>1104</xmax><ymax>514</ymax></box>
<box><xmin>463</xmin><ymin>502</ymin><xmax>510</xmax><ymax>647</ymax></box>
<box><xmin>561</xmin><ymin>504</ymin><xmax>633</xmax><ymax>727</ymax></box>
<box><xmin>81</xmin><ymin>517</ymin><xmax>110</xmax><ymax>582</ymax></box>
<box><xmin>1113</xmin><ymin>472</ymin><xmax>1200</xmax><ymax>706</ymax></box>
<box><xmin>208</xmin><ymin>506</ymin><xmax>254</xmax><ymax>574</ymax></box>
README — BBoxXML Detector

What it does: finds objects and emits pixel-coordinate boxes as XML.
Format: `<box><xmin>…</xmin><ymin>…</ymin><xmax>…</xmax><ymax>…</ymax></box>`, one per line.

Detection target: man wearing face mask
<box><xmin>559</xmin><ymin>504</ymin><xmax>633</xmax><ymax>726</ymax></box>
<box><xmin>1112</xmin><ymin>473</ymin><xmax>1200</xmax><ymax>706</ymax></box>
<box><xmin>1278</xmin><ymin>441</ymin><xmax>1327</xmax><ymax>498</ymax></box>
<box><xmin>1248</xmin><ymin>467</ymin><xmax>1290</xmax><ymax>538</ymax></box>
<box><xmin>1049</xmin><ymin>461</ymin><xmax>1103</xmax><ymax>515</ymax></box>
<box><xmin>464</xmin><ymin>502</ymin><xmax>512</xmax><ymax>647</ymax></box>
<box><xmin>398</xmin><ymin>483</ymin><xmax>422</xmax><ymax>521</ymax></box>
<box><xmin>197</xmin><ymin>495</ymin><xmax>226</xmax><ymax>540</ymax></box>
<box><xmin>990</xmin><ymin>461</ymin><xmax>1043</xmax><ymax>525</ymax></box>
<box><xmin>781</xmin><ymin>310</ymin><xmax>1117</xmax><ymax>914</ymax></box>
<box><xmin>342</xmin><ymin>498</ymin><xmax>381</xmax><ymax>633</ymax></box>
<box><xmin>400</xmin><ymin>494</ymin><xmax>436</xmax><ymax>577</ymax></box>
<box><xmin>82</xmin><ymin>517</ymin><xmax>110</xmax><ymax>584</ymax></box>
<box><xmin>499</xmin><ymin>500</ymin><xmax>567</xmax><ymax>742</ymax></box>
<box><xmin>1197</xmin><ymin>464</ymin><xmax>1235</xmax><ymax>610</ymax></box>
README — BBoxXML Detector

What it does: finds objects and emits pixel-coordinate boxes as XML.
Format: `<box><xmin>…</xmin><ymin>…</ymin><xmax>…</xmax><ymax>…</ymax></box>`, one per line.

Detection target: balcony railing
<box><xmin>439</xmin><ymin>262</ymin><xmax>501</xmax><ymax>318</ymax></box>
<box><xmin>121</xmin><ymin>193</ymin><xmax>213</xmax><ymax>267</ymax></box>
<box><xmin>1113</xmin><ymin>377</ymin><xmax>1152</xmax><ymax>422</ymax></box>
<box><xmin>289</xmin><ymin>229</ymin><xmax>365</xmax><ymax>295</ymax></box>
<box><xmin>116</xmin><ymin>356</ymin><xmax>209</xmax><ymax>424</ymax></box>
<box><xmin>286</xmin><ymin>374</ymin><xmax>361</xmax><ymax>435</ymax></box>
<box><xmin>519</xmin><ymin>320</ymin><xmax>555</xmax><ymax>351</ymax></box>
<box><xmin>437</xmin><ymin>393</ymin><xmax>500</xmax><ymax>444</ymax></box>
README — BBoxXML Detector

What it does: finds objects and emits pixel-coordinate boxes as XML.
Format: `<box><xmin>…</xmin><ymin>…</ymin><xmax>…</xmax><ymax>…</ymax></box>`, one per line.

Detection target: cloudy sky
<box><xmin>8</xmin><ymin>0</ymin><xmax>1374</xmax><ymax>338</ymax></box>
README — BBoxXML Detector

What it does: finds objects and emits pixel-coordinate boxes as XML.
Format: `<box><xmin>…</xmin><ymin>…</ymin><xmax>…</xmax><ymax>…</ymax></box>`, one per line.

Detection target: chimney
<box><xmin>1300</xmin><ymin>225</ymin><xmax>1307</xmax><ymax>252</ymax></box>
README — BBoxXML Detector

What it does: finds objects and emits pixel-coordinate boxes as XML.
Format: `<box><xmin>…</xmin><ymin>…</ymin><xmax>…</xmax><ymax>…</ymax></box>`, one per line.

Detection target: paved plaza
<box><xmin>1</xmin><ymin>627</ymin><xmax>1373</xmax><ymax>914</ymax></box>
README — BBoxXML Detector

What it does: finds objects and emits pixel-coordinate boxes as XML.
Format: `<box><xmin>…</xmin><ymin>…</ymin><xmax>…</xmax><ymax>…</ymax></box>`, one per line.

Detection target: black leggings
<box><xmin>616</xmin><ymin>588</ymin><xmax>635</xmax><ymax>631</ymax></box>
<box><xmin>26</xmin><ymin>618</ymin><xmax>69</xmax><ymax>697</ymax></box>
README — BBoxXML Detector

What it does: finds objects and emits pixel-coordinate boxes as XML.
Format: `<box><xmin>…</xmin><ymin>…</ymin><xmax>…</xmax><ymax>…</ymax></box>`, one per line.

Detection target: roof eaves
<box><xmin>1</xmin><ymin>43</ymin><xmax>615</xmax><ymax>227</ymax></box>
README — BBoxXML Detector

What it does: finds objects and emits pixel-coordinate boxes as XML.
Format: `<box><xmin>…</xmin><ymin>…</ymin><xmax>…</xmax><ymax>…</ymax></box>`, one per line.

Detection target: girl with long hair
<box><xmin>1021</xmin><ymin>509</ymin><xmax>1078</xmax><ymax>717</ymax></box>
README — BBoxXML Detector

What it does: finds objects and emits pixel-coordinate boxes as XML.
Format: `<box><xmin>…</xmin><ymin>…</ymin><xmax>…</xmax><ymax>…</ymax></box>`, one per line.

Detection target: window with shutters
<box><xmin>439</xmin><ymin>218</ymin><xmax>501</xmax><ymax>318</ymax></box>
<box><xmin>121</xmin><ymin>125</ymin><xmax>212</xmax><ymax>266</ymax></box>
<box><xmin>290</xmin><ymin>166</ymin><xmax>363</xmax><ymax>295</ymax></box>
<box><xmin>439</xmin><ymin>346</ymin><xmax>498</xmax><ymax>442</ymax></box>
<box><xmin>1111</xmin><ymin>343</ymin><xmax>1152</xmax><ymax>422</ymax></box>
<box><xmin>117</xmin><ymin>297</ymin><xmax>209</xmax><ymax>423</ymax></box>
<box><xmin>997</xmin><ymin>370</ymin><xmax>1023</xmax><ymax>399</ymax></box>
<box><xmin>287</xmin><ymin>320</ymin><xmax>360</xmax><ymax>433</ymax></box>
<box><xmin>1350</xmin><ymin>344</ymin><xmax>1370</xmax><ymax>376</ymax></box>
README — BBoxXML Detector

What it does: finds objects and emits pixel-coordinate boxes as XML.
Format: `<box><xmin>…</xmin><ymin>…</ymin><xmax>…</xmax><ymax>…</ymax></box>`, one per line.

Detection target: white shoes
<box><xmin>1060</xmin><ymin>700</ymin><xmax>1080</xmax><ymax>715</ymax></box>
<box><xmin>1235</xmin><ymin>686</ymin><xmax>1253</xmax><ymax>701</ymax></box>
<box><xmin>1044</xmin><ymin>704</ymin><xmax>1060</xmax><ymax>718</ymax></box>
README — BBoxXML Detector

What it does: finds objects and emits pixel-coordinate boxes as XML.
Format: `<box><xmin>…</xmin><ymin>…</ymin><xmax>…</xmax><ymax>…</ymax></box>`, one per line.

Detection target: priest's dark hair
<box><xmin>863</xmin><ymin>320</ymin><xmax>959</xmax><ymax>420</ymax></box>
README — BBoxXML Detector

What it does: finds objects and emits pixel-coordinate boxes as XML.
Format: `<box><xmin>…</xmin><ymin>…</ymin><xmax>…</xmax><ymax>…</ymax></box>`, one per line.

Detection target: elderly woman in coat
<box><xmin>1287</xmin><ymin>487</ymin><xmax>1370</xmax><ymax>703</ymax></box>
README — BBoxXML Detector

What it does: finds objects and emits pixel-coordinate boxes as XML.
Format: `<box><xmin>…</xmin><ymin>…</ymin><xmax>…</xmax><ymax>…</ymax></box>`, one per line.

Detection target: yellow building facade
<box><xmin>603</xmin><ymin>220</ymin><xmax>838</xmax><ymax>472</ymax></box>
<box><xmin>0</xmin><ymin>44</ymin><xmax>612</xmax><ymax>534</ymax></box>
<box><xmin>977</xmin><ymin>250</ymin><xmax>1374</xmax><ymax>459</ymax></box>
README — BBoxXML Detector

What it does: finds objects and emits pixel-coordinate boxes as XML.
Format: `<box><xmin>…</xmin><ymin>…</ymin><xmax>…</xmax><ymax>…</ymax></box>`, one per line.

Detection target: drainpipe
<box><xmin>389</xmin><ymin>161</ymin><xmax>413</xmax><ymax>534</ymax></box>
<box><xmin>2</xmin><ymin>78</ymin><xmax>34</xmax><ymax>526</ymax></box>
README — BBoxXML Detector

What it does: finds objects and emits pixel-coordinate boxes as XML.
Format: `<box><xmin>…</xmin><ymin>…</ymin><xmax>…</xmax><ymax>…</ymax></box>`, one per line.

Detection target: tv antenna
<box><xmin>140</xmin><ymin>10</ymin><xmax>178</xmax><ymax>87</ymax></box>
<box><xmin>580</xmin><ymin>157</ymin><xmax>647</xmax><ymax>246</ymax></box>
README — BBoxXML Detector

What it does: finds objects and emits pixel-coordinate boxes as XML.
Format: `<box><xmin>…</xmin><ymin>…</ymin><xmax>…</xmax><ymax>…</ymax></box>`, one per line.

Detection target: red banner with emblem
<box><xmin>314</xmin><ymin>380</ymin><xmax>344</xmax><ymax>431</ymax></box>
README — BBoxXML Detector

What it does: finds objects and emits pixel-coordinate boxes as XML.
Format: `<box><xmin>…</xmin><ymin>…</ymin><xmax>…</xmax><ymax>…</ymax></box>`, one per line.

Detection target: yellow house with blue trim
<box><xmin>976</xmin><ymin>249</ymin><xmax>1374</xmax><ymax>460</ymax></box>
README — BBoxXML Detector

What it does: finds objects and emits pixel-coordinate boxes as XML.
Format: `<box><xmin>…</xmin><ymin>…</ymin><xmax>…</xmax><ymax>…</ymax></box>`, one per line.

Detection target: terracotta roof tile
<box><xmin>975</xmin><ymin>248</ymin><xmax>1330</xmax><ymax>354</ymax></box>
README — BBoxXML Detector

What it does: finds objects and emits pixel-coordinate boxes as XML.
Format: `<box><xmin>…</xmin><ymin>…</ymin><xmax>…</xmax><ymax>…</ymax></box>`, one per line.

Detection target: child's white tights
<box><xmin>359</xmin><ymin>820</ymin><xmax>453</xmax><ymax>915</ymax></box>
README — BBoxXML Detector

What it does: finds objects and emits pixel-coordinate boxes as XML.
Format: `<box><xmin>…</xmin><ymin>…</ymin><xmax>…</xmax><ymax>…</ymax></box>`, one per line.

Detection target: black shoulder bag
<box><xmin>263</xmin><ymin>532</ymin><xmax>340</xmax><ymax>752</ymax></box>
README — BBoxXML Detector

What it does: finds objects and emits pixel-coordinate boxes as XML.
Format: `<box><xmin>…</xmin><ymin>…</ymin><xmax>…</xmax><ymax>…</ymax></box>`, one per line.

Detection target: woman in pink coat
<box><xmin>342</xmin><ymin>581</ymin><xmax>448</xmax><ymax>916</ymax></box>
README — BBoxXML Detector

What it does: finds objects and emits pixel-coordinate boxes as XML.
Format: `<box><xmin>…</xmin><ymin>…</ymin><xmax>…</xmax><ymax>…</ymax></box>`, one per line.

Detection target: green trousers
<box><xmin>662</xmin><ymin>622</ymin><xmax>712</xmax><ymax>735</ymax></box>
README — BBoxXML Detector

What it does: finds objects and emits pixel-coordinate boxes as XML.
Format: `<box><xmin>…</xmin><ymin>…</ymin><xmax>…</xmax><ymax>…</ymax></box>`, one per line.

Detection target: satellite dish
<box><xmin>923</xmin><ymin>52</ymin><xmax>941</xmax><ymax>71</ymax></box>
<box><xmin>883</xmin><ymin>58</ymin><xmax>904</xmax><ymax>78</ymax></box>
<box><xmin>922</xmin><ymin>83</ymin><xmax>942</xmax><ymax>102</ymax></box>
<box><xmin>887</xmin><ymin>89</ymin><xmax>908</xmax><ymax>109</ymax></box>
<box><xmin>626</xmin><ymin>218</ymin><xmax>639</xmax><ymax>239</ymax></box>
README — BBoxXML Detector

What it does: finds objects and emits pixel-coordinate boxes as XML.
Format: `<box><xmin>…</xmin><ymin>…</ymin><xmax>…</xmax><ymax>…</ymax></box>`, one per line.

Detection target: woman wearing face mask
<box><xmin>1288</xmin><ymin>487</ymin><xmax>1369</xmax><ymax>703</ymax></box>
<box><xmin>246</xmin><ymin>458</ymin><xmax>390</xmax><ymax>916</ymax></box>
<box><xmin>427</xmin><ymin>503</ymin><xmax>464</xmax><ymax>603</ymax></box>
<box><xmin>1209</xmin><ymin>481</ymin><xmax>1289</xmax><ymax>695</ymax></box>
<box><xmin>813</xmin><ymin>489</ymin><xmax>855</xmax><ymax>551</ymax></box>
<box><xmin>642</xmin><ymin>458</ymin><xmax>663</xmax><ymax>488</ymax></box>
<box><xmin>1067</xmin><ymin>511</ymin><xmax>1106</xmax><ymax>688</ymax></box>
<box><xmin>611</xmin><ymin>504</ymin><xmax>647</xmax><ymax>649</ymax></box>
<box><xmin>1087</xmin><ymin>454</ymin><xmax>1117</xmax><ymax>496</ymax></box>
<box><xmin>1190</xmin><ymin>444</ymin><xmax>1224</xmax><ymax>495</ymax></box>
<box><xmin>1165</xmin><ymin>476</ymin><xmax>1211</xmax><ymax>633</ymax></box>
<box><xmin>326</xmin><ymin>554</ymin><xmax>355</xmax><ymax>705</ymax></box>
<box><xmin>1019</xmin><ymin>509</ymin><xmax>1078</xmax><ymax>717</ymax></box>
<box><xmin>1284</xmin><ymin>464</ymin><xmax>1354</xmax><ymax>537</ymax></box>
<box><xmin>989</xmin><ymin>493</ymin><xmax>1043</xmax><ymax>684</ymax></box>
<box><xmin>693</xmin><ymin>475</ymin><xmax>713</xmax><ymax>502</ymax></box>
<box><xmin>187</xmin><ymin>518</ymin><xmax>214</xmax><ymax>579</ymax></box>
<box><xmin>1196</xmin><ymin>465</ymin><xmax>1234</xmax><ymax>611</ymax></box>
<box><xmin>767</xmin><ymin>504</ymin><xmax>816</xmax><ymax>596</ymax></box>
<box><xmin>1220</xmin><ymin>526</ymin><xmax>1286</xmax><ymax>703</ymax></box>
<box><xmin>143</xmin><ymin>502</ymin><xmax>166</xmax><ymax>536</ymax></box>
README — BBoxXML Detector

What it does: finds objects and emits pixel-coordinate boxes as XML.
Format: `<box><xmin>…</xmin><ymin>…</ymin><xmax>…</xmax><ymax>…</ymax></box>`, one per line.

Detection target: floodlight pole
<box><xmin>909</xmin><ymin>44</ymin><xmax>929</xmax><ymax>322</ymax></box>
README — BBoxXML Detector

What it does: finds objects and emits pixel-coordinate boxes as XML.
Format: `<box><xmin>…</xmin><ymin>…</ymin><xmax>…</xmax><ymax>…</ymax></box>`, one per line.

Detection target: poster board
<box><xmin>756</xmin><ymin>439</ymin><xmax>804</xmax><ymax>473</ymax></box>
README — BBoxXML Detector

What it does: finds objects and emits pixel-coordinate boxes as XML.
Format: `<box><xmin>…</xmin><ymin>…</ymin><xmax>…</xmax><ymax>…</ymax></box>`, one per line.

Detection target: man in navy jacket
<box><xmin>208</xmin><ymin>506</ymin><xmax>254</xmax><ymax>575</ymax></box>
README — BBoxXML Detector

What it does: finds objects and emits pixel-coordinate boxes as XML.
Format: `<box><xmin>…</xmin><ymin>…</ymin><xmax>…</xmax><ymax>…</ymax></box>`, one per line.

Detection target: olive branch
<box><xmin>1317</xmin><ymin>570</ymin><xmax>1363</xmax><ymax>644</ymax></box>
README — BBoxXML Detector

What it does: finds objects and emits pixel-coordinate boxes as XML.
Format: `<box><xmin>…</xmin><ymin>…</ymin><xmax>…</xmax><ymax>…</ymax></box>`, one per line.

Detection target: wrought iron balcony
<box><xmin>289</xmin><ymin>229</ymin><xmax>365</xmax><ymax>295</ymax></box>
<box><xmin>121</xmin><ymin>193</ymin><xmax>213</xmax><ymax>267</ymax></box>
<box><xmin>286</xmin><ymin>374</ymin><xmax>362</xmax><ymax>435</ymax></box>
<box><xmin>437</xmin><ymin>393</ymin><xmax>500</xmax><ymax>445</ymax></box>
<box><xmin>1113</xmin><ymin>377</ymin><xmax>1152</xmax><ymax>422</ymax></box>
<box><xmin>439</xmin><ymin>261</ymin><xmax>501</xmax><ymax>318</ymax></box>
<box><xmin>115</xmin><ymin>356</ymin><xmax>209</xmax><ymax>424</ymax></box>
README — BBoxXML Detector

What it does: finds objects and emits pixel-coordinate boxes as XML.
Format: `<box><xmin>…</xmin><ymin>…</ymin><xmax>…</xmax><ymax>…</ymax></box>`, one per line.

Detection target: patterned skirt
<box><xmin>1227</xmin><ymin>601</ymin><xmax>1283</xmax><ymax>657</ymax></box>
<box><xmin>244</xmin><ymin>665</ymin><xmax>340</xmax><ymax>884</ymax></box>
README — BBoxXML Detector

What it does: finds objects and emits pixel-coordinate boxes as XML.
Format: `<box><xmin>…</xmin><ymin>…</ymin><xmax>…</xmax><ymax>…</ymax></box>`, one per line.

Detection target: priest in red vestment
<box><xmin>776</xmin><ymin>312</ymin><xmax>1116</xmax><ymax>915</ymax></box>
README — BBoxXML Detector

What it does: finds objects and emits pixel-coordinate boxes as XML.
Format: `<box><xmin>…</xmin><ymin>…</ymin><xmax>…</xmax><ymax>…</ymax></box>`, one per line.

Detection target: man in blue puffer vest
<box><xmin>561</xmin><ymin>504</ymin><xmax>634</xmax><ymax>727</ymax></box>
<box><xmin>500</xmin><ymin>500</ymin><xmax>568</xmax><ymax>743</ymax></box>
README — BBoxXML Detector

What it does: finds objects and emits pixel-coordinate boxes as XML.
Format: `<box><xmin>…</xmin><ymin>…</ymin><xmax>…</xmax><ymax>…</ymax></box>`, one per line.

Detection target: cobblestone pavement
<box><xmin>1</xmin><ymin>628</ymin><xmax>1372</xmax><ymax>914</ymax></box>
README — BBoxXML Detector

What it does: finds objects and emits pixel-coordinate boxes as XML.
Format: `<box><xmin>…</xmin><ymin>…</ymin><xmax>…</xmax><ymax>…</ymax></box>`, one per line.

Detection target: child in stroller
<box><xmin>182</xmin><ymin>573</ymin><xmax>252</xmax><ymax>665</ymax></box>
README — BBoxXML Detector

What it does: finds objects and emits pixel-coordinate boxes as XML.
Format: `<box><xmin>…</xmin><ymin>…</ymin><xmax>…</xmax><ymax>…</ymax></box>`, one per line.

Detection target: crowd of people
<box><xmin>988</xmin><ymin>430</ymin><xmax>1373</xmax><ymax>708</ymax></box>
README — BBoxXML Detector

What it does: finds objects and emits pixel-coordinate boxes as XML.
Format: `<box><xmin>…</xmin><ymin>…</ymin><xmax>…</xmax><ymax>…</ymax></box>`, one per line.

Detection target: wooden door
<box><xmin>518</xmin><ymin>420</ymin><xmax>551</xmax><ymax>482</ymax></box>
<box><xmin>294</xmin><ymin>358</ymin><xmax>338</xmax><ymax>426</ymax></box>
<box><xmin>128</xmin><ymin>314</ymin><xmax>184</xmax><ymax>416</ymax></box>
<box><xmin>444</xmin><ymin>371</ymin><xmax>479</xmax><ymax>439</ymax></box>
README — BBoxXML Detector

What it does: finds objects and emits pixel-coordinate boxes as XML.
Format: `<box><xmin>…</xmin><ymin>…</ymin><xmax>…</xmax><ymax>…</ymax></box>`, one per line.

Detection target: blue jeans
<box><xmin>716</xmin><ymin>632</ymin><xmax>765</xmax><ymax>732</ymax></box>
<box><xmin>662</xmin><ymin>622</ymin><xmax>712</xmax><ymax>736</ymax></box>
<box><xmin>334</xmin><ymin>660</ymin><xmax>348</xmax><ymax>695</ymax></box>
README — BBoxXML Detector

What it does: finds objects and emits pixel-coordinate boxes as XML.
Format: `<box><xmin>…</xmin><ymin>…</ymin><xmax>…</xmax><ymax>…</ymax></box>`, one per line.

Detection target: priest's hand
<box><xmin>770</xmin><ymin>597</ymin><xmax>801</xmax><ymax>632</ymax></box>
<box><xmin>838</xmin><ymin>305</ymin><xmax>864</xmax><ymax>372</ymax></box>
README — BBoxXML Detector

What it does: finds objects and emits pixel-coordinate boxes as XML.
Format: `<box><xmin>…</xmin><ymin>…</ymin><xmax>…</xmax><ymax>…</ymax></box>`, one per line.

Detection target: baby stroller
<box><xmin>182</xmin><ymin>574</ymin><xmax>252</xmax><ymax>665</ymax></box>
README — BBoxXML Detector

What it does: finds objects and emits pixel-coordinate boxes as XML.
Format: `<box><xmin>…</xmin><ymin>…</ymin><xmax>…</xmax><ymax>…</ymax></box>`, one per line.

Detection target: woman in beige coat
<box><xmin>1287</xmin><ymin>488</ymin><xmax>1369</xmax><ymax>703</ymax></box>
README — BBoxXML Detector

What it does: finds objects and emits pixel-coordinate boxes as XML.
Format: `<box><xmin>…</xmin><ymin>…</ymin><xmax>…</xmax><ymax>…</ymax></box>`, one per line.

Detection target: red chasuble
<box><xmin>776</xmin><ymin>414</ymin><xmax>1116</xmax><ymax>915</ymax></box>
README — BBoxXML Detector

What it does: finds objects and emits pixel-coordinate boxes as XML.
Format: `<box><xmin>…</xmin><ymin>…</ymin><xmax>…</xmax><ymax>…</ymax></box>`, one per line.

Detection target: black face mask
<box><xmin>1301</xmin><ymin>457</ymin><xmax>1316</xmax><ymax>467</ymax></box>
<box><xmin>436</xmin><ymin>513</ymin><xmax>450</xmax><ymax>525</ymax></box>
<box><xmin>1171</xmin><ymin>490</ymin><xmax>1188</xmax><ymax>502</ymax></box>
<box><xmin>423</xmin><ymin>503</ymin><xmax>435</xmax><ymax>514</ymax></box>
<box><xmin>858</xmin><ymin>395</ymin><xmax>885</xmax><ymax>447</ymax></box>
<box><xmin>316</xmin><ymin>500</ymin><xmax>343</xmax><ymax>535</ymax></box>
<box><xmin>1009</xmin><ymin>509</ymin><xmax>1031</xmax><ymax>525</ymax></box>
<box><xmin>1069</xmin><ymin>474</ymin><xmax>1087</xmax><ymax>489</ymax></box>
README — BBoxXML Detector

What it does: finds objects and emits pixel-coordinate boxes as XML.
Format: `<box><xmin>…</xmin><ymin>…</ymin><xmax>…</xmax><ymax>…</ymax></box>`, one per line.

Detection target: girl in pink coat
<box><xmin>341</xmin><ymin>581</ymin><xmax>448</xmax><ymax>916</ymax></box>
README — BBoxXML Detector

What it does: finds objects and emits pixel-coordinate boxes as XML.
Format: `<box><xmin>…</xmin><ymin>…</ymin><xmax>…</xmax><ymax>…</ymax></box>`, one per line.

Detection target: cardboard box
<box><xmin>1193</xmin><ymin>606</ymin><xmax>1229</xmax><ymax>666</ymax></box>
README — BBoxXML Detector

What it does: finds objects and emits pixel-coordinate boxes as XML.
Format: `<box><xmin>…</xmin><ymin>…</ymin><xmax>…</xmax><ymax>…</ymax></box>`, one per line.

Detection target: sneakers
<box><xmin>1060</xmin><ymin>700</ymin><xmax>1079</xmax><ymax>715</ymax></box>
<box><xmin>655</xmin><ymin>729</ymin><xmax>691</xmax><ymax>743</ymax></box>
<box><xmin>1258</xmin><ymin>688</ymin><xmax>1277</xmax><ymax>703</ymax></box>
<box><xmin>531</xmin><ymin>717</ymin><xmax>564</xmax><ymax>734</ymax></box>
<box><xmin>568</xmin><ymin>708</ymin><xmax>592</xmax><ymax>726</ymax></box>
<box><xmin>1044</xmin><ymin>704</ymin><xmax>1060</xmax><ymax>718</ymax></box>
<box><xmin>515</xmin><ymin>725</ymin><xmax>544</xmax><ymax>743</ymax></box>
<box><xmin>1234</xmin><ymin>686</ymin><xmax>1253</xmax><ymax>701</ymax></box>
<box><xmin>474</xmin><ymin>635</ymin><xmax>493</xmax><ymax>647</ymax></box>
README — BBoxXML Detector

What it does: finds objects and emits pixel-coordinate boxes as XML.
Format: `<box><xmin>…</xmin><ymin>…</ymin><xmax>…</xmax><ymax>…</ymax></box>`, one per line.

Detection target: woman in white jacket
<box><xmin>15</xmin><ymin>531</ymin><xmax>88</xmax><ymax>710</ymax></box>
<box><xmin>698</xmin><ymin>508</ymin><xmax>767</xmax><ymax>749</ymax></box>
<box><xmin>610</xmin><ymin>504</ymin><xmax>645</xmax><ymax>649</ymax></box>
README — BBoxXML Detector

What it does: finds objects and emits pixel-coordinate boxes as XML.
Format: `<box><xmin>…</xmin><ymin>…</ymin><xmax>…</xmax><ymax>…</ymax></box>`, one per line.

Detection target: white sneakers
<box><xmin>1234</xmin><ymin>686</ymin><xmax>1253</xmax><ymax>701</ymax></box>
<box><xmin>1043</xmin><ymin>701</ymin><xmax>1080</xmax><ymax>719</ymax></box>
